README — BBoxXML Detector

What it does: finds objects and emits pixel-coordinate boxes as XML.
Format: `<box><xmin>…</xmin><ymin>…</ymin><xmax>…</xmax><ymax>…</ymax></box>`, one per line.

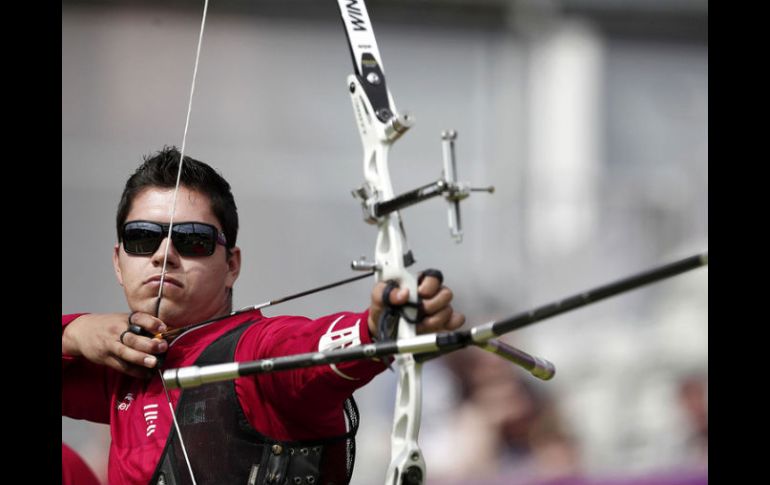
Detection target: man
<box><xmin>62</xmin><ymin>147</ymin><xmax>464</xmax><ymax>485</ymax></box>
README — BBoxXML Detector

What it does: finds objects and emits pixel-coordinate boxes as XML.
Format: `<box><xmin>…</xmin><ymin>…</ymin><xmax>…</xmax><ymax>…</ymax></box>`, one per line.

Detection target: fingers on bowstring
<box><xmin>112</xmin><ymin>339</ymin><xmax>162</xmax><ymax>370</ymax></box>
<box><xmin>128</xmin><ymin>311</ymin><xmax>168</xmax><ymax>335</ymax></box>
<box><xmin>119</xmin><ymin>330</ymin><xmax>168</xmax><ymax>355</ymax></box>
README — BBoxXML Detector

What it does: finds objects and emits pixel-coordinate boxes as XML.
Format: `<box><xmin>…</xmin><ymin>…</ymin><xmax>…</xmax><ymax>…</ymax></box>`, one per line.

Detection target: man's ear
<box><xmin>113</xmin><ymin>244</ymin><xmax>125</xmax><ymax>287</ymax></box>
<box><xmin>225</xmin><ymin>246</ymin><xmax>242</xmax><ymax>289</ymax></box>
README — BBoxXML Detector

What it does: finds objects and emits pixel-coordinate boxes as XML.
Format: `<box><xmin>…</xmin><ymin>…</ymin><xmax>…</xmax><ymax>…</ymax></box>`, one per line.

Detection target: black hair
<box><xmin>116</xmin><ymin>146</ymin><xmax>239</xmax><ymax>253</ymax></box>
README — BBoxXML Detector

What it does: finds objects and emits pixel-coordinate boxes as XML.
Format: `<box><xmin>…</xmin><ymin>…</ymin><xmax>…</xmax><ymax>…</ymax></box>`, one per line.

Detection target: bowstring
<box><xmin>155</xmin><ymin>2</ymin><xmax>210</xmax><ymax>484</ymax></box>
<box><xmin>156</xmin><ymin>0</ymin><xmax>210</xmax><ymax>317</ymax></box>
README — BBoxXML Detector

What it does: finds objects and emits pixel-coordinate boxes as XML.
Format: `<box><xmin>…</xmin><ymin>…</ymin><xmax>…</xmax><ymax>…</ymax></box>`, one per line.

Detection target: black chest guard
<box><xmin>150</xmin><ymin>320</ymin><xmax>360</xmax><ymax>485</ymax></box>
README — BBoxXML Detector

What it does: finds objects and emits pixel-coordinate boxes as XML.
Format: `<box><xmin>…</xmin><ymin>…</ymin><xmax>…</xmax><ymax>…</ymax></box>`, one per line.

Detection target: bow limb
<box><xmin>338</xmin><ymin>1</ymin><xmax>426</xmax><ymax>481</ymax></box>
<box><xmin>348</xmin><ymin>82</ymin><xmax>425</xmax><ymax>485</ymax></box>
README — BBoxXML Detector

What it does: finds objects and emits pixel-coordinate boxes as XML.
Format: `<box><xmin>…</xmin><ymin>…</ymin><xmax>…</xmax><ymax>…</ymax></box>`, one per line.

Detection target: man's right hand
<box><xmin>62</xmin><ymin>312</ymin><xmax>168</xmax><ymax>378</ymax></box>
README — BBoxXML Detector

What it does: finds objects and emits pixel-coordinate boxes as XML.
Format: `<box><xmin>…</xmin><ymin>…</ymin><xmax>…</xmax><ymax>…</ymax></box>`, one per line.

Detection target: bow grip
<box><xmin>377</xmin><ymin>281</ymin><xmax>408</xmax><ymax>342</ymax></box>
<box><xmin>376</xmin><ymin>269</ymin><xmax>445</xmax><ymax>341</ymax></box>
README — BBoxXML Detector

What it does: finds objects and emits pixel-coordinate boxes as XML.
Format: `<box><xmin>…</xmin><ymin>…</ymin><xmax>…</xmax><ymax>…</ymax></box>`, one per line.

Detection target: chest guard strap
<box><xmin>150</xmin><ymin>319</ymin><xmax>360</xmax><ymax>485</ymax></box>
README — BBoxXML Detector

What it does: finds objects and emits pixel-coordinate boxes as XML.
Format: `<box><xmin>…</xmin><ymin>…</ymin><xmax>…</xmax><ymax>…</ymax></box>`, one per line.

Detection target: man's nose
<box><xmin>151</xmin><ymin>237</ymin><xmax>180</xmax><ymax>267</ymax></box>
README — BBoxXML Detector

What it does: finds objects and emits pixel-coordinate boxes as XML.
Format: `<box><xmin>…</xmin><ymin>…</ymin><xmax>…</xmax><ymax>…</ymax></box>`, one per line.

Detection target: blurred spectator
<box><xmin>427</xmin><ymin>344</ymin><xmax>581</xmax><ymax>483</ymax></box>
<box><xmin>677</xmin><ymin>374</ymin><xmax>708</xmax><ymax>466</ymax></box>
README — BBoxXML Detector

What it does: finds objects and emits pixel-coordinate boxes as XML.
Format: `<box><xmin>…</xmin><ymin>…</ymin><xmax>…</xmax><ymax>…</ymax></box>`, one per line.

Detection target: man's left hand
<box><xmin>368</xmin><ymin>272</ymin><xmax>465</xmax><ymax>338</ymax></box>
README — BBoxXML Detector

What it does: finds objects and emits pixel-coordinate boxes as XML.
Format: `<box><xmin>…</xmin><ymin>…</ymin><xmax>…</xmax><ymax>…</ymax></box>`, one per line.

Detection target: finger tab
<box><xmin>128</xmin><ymin>324</ymin><xmax>155</xmax><ymax>339</ymax></box>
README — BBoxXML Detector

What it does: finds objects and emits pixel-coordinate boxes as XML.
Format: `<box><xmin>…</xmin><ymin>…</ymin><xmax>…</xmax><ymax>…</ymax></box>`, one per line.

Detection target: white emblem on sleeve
<box><xmin>144</xmin><ymin>404</ymin><xmax>159</xmax><ymax>437</ymax></box>
<box><xmin>318</xmin><ymin>315</ymin><xmax>362</xmax><ymax>381</ymax></box>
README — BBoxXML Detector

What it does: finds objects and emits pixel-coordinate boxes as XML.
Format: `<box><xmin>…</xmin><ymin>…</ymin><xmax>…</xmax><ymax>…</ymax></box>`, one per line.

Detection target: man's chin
<box><xmin>139</xmin><ymin>299</ymin><xmax>229</xmax><ymax>328</ymax></box>
<box><xmin>130</xmin><ymin>299</ymin><xmax>185</xmax><ymax>327</ymax></box>
<box><xmin>157</xmin><ymin>309</ymin><xmax>189</xmax><ymax>328</ymax></box>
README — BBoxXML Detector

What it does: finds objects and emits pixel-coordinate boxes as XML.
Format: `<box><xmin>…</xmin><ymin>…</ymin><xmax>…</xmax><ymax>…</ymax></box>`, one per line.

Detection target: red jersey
<box><xmin>62</xmin><ymin>310</ymin><xmax>384</xmax><ymax>485</ymax></box>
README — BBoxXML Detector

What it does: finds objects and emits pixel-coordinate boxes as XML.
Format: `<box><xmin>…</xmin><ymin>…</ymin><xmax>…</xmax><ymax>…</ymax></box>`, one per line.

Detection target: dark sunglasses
<box><xmin>121</xmin><ymin>221</ymin><xmax>227</xmax><ymax>257</ymax></box>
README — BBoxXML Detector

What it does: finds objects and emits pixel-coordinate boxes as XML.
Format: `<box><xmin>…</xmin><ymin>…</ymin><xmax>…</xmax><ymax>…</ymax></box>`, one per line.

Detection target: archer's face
<box><xmin>112</xmin><ymin>185</ymin><xmax>241</xmax><ymax>327</ymax></box>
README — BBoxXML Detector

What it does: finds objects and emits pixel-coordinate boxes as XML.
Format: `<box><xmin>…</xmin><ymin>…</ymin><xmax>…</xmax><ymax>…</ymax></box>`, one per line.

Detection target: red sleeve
<box><xmin>235</xmin><ymin>310</ymin><xmax>386</xmax><ymax>439</ymax></box>
<box><xmin>62</xmin><ymin>314</ymin><xmax>88</xmax><ymax>326</ymax></box>
<box><xmin>61</xmin><ymin>313</ymin><xmax>114</xmax><ymax>424</ymax></box>
<box><xmin>62</xmin><ymin>443</ymin><xmax>102</xmax><ymax>485</ymax></box>
<box><xmin>245</xmin><ymin>309</ymin><xmax>384</xmax><ymax>387</ymax></box>
<box><xmin>62</xmin><ymin>313</ymin><xmax>88</xmax><ymax>365</ymax></box>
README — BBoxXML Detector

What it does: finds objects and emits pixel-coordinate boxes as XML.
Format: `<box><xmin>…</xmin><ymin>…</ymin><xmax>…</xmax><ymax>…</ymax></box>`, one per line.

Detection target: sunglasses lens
<box><xmin>172</xmin><ymin>223</ymin><xmax>216</xmax><ymax>256</ymax></box>
<box><xmin>123</xmin><ymin>222</ymin><xmax>163</xmax><ymax>255</ymax></box>
<box><xmin>122</xmin><ymin>221</ymin><xmax>220</xmax><ymax>256</ymax></box>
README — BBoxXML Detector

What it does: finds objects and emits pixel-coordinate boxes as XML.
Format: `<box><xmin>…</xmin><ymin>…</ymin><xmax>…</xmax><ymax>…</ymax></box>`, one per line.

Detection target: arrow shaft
<box><xmin>163</xmin><ymin>252</ymin><xmax>708</xmax><ymax>389</ymax></box>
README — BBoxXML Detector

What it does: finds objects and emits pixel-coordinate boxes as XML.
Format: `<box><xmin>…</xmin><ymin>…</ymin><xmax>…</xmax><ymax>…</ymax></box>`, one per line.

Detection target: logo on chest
<box><xmin>117</xmin><ymin>393</ymin><xmax>135</xmax><ymax>411</ymax></box>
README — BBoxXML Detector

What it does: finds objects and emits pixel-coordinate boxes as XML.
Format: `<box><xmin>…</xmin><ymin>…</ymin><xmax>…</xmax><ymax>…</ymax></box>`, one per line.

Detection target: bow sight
<box><xmin>350</xmin><ymin>127</ymin><xmax>495</xmax><ymax>245</ymax></box>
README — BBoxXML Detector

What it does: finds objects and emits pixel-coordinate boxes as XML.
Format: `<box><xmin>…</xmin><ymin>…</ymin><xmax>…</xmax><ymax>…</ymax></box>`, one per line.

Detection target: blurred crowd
<box><xmin>420</xmin><ymin>344</ymin><xmax>707</xmax><ymax>485</ymax></box>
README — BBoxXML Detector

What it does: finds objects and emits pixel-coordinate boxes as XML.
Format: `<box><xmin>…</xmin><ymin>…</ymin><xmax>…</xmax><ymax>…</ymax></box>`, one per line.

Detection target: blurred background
<box><xmin>62</xmin><ymin>0</ymin><xmax>707</xmax><ymax>483</ymax></box>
